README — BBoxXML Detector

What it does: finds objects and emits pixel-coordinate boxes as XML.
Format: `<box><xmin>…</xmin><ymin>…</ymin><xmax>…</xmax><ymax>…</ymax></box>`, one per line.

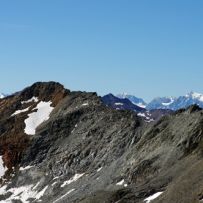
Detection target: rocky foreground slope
<box><xmin>0</xmin><ymin>82</ymin><xmax>203</xmax><ymax>203</ymax></box>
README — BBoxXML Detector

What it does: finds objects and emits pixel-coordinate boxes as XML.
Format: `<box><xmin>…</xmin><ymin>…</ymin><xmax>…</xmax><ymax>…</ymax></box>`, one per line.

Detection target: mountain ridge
<box><xmin>0</xmin><ymin>82</ymin><xmax>203</xmax><ymax>203</ymax></box>
<box><xmin>114</xmin><ymin>91</ymin><xmax>203</xmax><ymax>110</ymax></box>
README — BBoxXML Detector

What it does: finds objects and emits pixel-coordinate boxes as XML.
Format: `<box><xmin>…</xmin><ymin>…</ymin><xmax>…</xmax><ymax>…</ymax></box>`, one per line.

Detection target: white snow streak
<box><xmin>35</xmin><ymin>185</ymin><xmax>48</xmax><ymax>200</ymax></box>
<box><xmin>115</xmin><ymin>103</ymin><xmax>123</xmax><ymax>106</ymax></box>
<box><xmin>19</xmin><ymin>165</ymin><xmax>33</xmax><ymax>171</ymax></box>
<box><xmin>11</xmin><ymin>107</ymin><xmax>30</xmax><ymax>116</ymax></box>
<box><xmin>0</xmin><ymin>156</ymin><xmax>7</xmax><ymax>178</ymax></box>
<box><xmin>82</xmin><ymin>103</ymin><xmax>89</xmax><ymax>106</ymax></box>
<box><xmin>97</xmin><ymin>167</ymin><xmax>103</xmax><ymax>172</ymax></box>
<box><xmin>61</xmin><ymin>173</ymin><xmax>84</xmax><ymax>188</ymax></box>
<box><xmin>137</xmin><ymin>113</ymin><xmax>146</xmax><ymax>117</ymax></box>
<box><xmin>53</xmin><ymin>189</ymin><xmax>75</xmax><ymax>203</ymax></box>
<box><xmin>21</xmin><ymin>97</ymin><xmax>39</xmax><ymax>104</ymax></box>
<box><xmin>116</xmin><ymin>179</ymin><xmax>127</xmax><ymax>187</ymax></box>
<box><xmin>144</xmin><ymin>192</ymin><xmax>163</xmax><ymax>203</ymax></box>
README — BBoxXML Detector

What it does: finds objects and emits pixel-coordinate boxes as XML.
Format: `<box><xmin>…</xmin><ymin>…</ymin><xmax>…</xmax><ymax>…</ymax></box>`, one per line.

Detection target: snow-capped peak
<box><xmin>116</xmin><ymin>93</ymin><xmax>147</xmax><ymax>108</ymax></box>
<box><xmin>186</xmin><ymin>91</ymin><xmax>203</xmax><ymax>102</ymax></box>
<box><xmin>116</xmin><ymin>92</ymin><xmax>130</xmax><ymax>99</ymax></box>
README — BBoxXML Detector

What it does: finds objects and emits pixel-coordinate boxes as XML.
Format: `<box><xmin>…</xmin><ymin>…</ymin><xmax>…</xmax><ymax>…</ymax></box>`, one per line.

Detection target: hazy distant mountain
<box><xmin>147</xmin><ymin>91</ymin><xmax>203</xmax><ymax>110</ymax></box>
<box><xmin>169</xmin><ymin>91</ymin><xmax>203</xmax><ymax>110</ymax></box>
<box><xmin>116</xmin><ymin>91</ymin><xmax>203</xmax><ymax>111</ymax></box>
<box><xmin>116</xmin><ymin>93</ymin><xmax>147</xmax><ymax>108</ymax></box>
<box><xmin>146</xmin><ymin>97</ymin><xmax>175</xmax><ymax>110</ymax></box>
<box><xmin>0</xmin><ymin>93</ymin><xmax>6</xmax><ymax>99</ymax></box>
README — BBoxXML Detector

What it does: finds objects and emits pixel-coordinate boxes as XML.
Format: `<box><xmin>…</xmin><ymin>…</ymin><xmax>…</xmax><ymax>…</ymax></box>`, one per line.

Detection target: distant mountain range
<box><xmin>115</xmin><ymin>91</ymin><xmax>203</xmax><ymax>110</ymax></box>
<box><xmin>101</xmin><ymin>91</ymin><xmax>203</xmax><ymax>122</ymax></box>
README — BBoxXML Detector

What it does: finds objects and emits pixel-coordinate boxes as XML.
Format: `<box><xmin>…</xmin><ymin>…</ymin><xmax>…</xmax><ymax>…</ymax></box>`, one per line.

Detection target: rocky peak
<box><xmin>0</xmin><ymin>82</ymin><xmax>69</xmax><ymax>176</ymax></box>
<box><xmin>19</xmin><ymin>81</ymin><xmax>70</xmax><ymax>105</ymax></box>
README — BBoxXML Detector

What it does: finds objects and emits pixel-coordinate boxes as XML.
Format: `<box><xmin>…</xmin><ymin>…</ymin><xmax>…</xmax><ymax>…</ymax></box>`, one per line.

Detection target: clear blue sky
<box><xmin>0</xmin><ymin>0</ymin><xmax>203</xmax><ymax>102</ymax></box>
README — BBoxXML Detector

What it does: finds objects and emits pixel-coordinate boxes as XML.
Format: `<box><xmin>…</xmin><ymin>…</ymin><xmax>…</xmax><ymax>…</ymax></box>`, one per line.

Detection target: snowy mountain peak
<box><xmin>147</xmin><ymin>92</ymin><xmax>203</xmax><ymax>110</ymax></box>
<box><xmin>112</xmin><ymin>91</ymin><xmax>203</xmax><ymax>111</ymax></box>
<box><xmin>186</xmin><ymin>91</ymin><xmax>203</xmax><ymax>102</ymax></box>
<box><xmin>116</xmin><ymin>93</ymin><xmax>147</xmax><ymax>108</ymax></box>
<box><xmin>116</xmin><ymin>92</ymin><xmax>130</xmax><ymax>98</ymax></box>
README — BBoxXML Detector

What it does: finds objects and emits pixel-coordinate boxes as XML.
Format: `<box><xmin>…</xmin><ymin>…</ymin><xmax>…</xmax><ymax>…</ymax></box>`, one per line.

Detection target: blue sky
<box><xmin>0</xmin><ymin>0</ymin><xmax>203</xmax><ymax>101</ymax></box>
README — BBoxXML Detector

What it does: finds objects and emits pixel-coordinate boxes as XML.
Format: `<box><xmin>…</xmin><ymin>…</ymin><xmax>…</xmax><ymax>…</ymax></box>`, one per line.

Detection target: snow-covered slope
<box><xmin>146</xmin><ymin>97</ymin><xmax>175</xmax><ymax>110</ymax></box>
<box><xmin>0</xmin><ymin>156</ymin><xmax>7</xmax><ymax>178</ymax></box>
<box><xmin>24</xmin><ymin>100</ymin><xmax>54</xmax><ymax>135</ymax></box>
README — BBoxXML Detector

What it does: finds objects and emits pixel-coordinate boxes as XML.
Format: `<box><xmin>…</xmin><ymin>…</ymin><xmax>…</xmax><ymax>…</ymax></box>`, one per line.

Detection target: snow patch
<box><xmin>11</xmin><ymin>107</ymin><xmax>30</xmax><ymax>116</ymax></box>
<box><xmin>144</xmin><ymin>192</ymin><xmax>163</xmax><ymax>203</ymax></box>
<box><xmin>21</xmin><ymin>97</ymin><xmax>39</xmax><ymax>104</ymax></box>
<box><xmin>146</xmin><ymin>119</ymin><xmax>154</xmax><ymax>123</ymax></box>
<box><xmin>52</xmin><ymin>182</ymin><xmax>58</xmax><ymax>186</ymax></box>
<box><xmin>0</xmin><ymin>185</ymin><xmax>7</xmax><ymax>195</ymax></box>
<box><xmin>97</xmin><ymin>167</ymin><xmax>103</xmax><ymax>172</ymax></box>
<box><xmin>19</xmin><ymin>165</ymin><xmax>34</xmax><ymax>171</ymax></box>
<box><xmin>35</xmin><ymin>185</ymin><xmax>48</xmax><ymax>200</ymax></box>
<box><xmin>24</xmin><ymin>101</ymin><xmax>54</xmax><ymax>135</ymax></box>
<box><xmin>115</xmin><ymin>103</ymin><xmax>123</xmax><ymax>106</ymax></box>
<box><xmin>135</xmin><ymin>102</ymin><xmax>146</xmax><ymax>108</ymax></box>
<box><xmin>162</xmin><ymin>97</ymin><xmax>174</xmax><ymax>106</ymax></box>
<box><xmin>61</xmin><ymin>173</ymin><xmax>84</xmax><ymax>188</ymax></box>
<box><xmin>82</xmin><ymin>103</ymin><xmax>89</xmax><ymax>106</ymax></box>
<box><xmin>53</xmin><ymin>176</ymin><xmax>60</xmax><ymax>180</ymax></box>
<box><xmin>0</xmin><ymin>156</ymin><xmax>7</xmax><ymax>178</ymax></box>
<box><xmin>137</xmin><ymin>113</ymin><xmax>146</xmax><ymax>117</ymax></box>
<box><xmin>32</xmin><ymin>181</ymin><xmax>41</xmax><ymax>190</ymax></box>
<box><xmin>53</xmin><ymin>189</ymin><xmax>75</xmax><ymax>203</ymax></box>
<box><xmin>116</xmin><ymin>179</ymin><xmax>127</xmax><ymax>187</ymax></box>
<box><xmin>0</xmin><ymin>184</ymin><xmax>49</xmax><ymax>203</ymax></box>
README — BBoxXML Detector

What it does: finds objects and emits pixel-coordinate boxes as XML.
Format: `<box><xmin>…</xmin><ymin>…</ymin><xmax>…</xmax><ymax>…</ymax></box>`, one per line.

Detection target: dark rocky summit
<box><xmin>102</xmin><ymin>93</ymin><xmax>145</xmax><ymax>112</ymax></box>
<box><xmin>0</xmin><ymin>82</ymin><xmax>203</xmax><ymax>203</ymax></box>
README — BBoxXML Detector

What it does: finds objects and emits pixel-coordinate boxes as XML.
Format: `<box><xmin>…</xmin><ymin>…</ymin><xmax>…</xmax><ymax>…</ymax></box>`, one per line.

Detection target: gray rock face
<box><xmin>0</xmin><ymin>82</ymin><xmax>203</xmax><ymax>203</ymax></box>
